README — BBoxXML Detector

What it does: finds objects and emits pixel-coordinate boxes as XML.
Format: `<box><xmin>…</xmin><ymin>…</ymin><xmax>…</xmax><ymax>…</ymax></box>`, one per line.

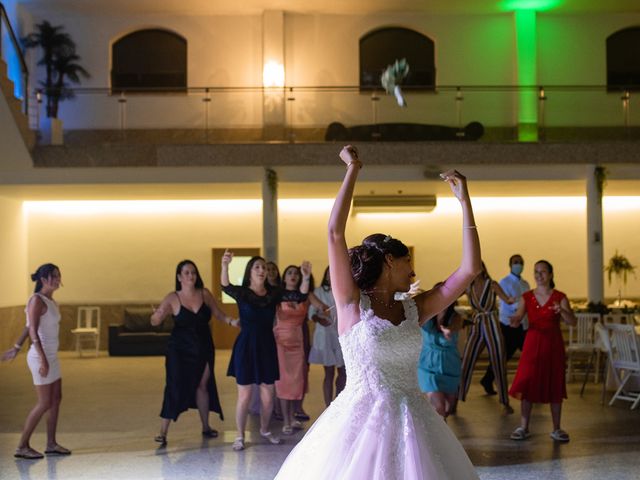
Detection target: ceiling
<box><xmin>17</xmin><ymin>0</ymin><xmax>640</xmax><ymax>16</ymax></box>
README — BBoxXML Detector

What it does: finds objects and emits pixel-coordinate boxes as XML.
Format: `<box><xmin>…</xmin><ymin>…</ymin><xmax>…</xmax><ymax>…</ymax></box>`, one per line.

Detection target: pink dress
<box><xmin>274</xmin><ymin>300</ymin><xmax>309</xmax><ymax>400</ymax></box>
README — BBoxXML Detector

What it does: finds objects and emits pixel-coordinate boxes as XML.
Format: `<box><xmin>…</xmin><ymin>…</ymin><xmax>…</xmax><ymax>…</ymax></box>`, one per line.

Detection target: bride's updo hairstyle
<box><xmin>348</xmin><ymin>233</ymin><xmax>409</xmax><ymax>291</ymax></box>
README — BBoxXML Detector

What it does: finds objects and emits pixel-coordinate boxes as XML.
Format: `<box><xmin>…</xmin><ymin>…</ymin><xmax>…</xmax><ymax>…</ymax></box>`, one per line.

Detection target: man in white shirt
<box><xmin>480</xmin><ymin>254</ymin><xmax>530</xmax><ymax>395</ymax></box>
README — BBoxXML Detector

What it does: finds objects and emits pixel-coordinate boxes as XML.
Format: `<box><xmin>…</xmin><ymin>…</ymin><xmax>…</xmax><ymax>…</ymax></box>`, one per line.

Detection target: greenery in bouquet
<box><xmin>381</xmin><ymin>58</ymin><xmax>409</xmax><ymax>107</ymax></box>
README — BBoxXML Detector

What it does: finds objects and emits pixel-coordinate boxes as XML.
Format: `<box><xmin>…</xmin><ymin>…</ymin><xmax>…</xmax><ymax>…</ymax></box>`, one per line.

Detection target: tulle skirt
<box><xmin>275</xmin><ymin>386</ymin><xmax>479</xmax><ymax>480</ymax></box>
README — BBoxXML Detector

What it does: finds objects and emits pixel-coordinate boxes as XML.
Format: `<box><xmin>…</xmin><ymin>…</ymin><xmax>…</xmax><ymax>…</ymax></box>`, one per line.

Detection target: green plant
<box><xmin>381</xmin><ymin>58</ymin><xmax>409</xmax><ymax>107</ymax></box>
<box><xmin>586</xmin><ymin>301</ymin><xmax>610</xmax><ymax>315</ymax></box>
<box><xmin>23</xmin><ymin>21</ymin><xmax>90</xmax><ymax>118</ymax></box>
<box><xmin>605</xmin><ymin>251</ymin><xmax>636</xmax><ymax>286</ymax></box>
<box><xmin>594</xmin><ymin>166</ymin><xmax>608</xmax><ymax>198</ymax></box>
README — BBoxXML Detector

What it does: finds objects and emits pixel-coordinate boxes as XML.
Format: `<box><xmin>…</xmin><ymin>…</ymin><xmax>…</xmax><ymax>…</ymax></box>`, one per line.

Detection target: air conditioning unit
<box><xmin>352</xmin><ymin>195</ymin><xmax>437</xmax><ymax>213</ymax></box>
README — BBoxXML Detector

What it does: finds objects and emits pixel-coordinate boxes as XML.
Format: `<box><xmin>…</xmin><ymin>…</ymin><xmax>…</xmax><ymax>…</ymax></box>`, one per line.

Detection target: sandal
<box><xmin>293</xmin><ymin>412</ymin><xmax>310</xmax><ymax>421</ymax></box>
<box><xmin>510</xmin><ymin>427</ymin><xmax>531</xmax><ymax>441</ymax></box>
<box><xmin>260</xmin><ymin>430</ymin><xmax>282</xmax><ymax>445</ymax></box>
<box><xmin>550</xmin><ymin>429</ymin><xmax>570</xmax><ymax>442</ymax></box>
<box><xmin>154</xmin><ymin>434</ymin><xmax>167</xmax><ymax>446</ymax></box>
<box><xmin>282</xmin><ymin>425</ymin><xmax>293</xmax><ymax>435</ymax></box>
<box><xmin>14</xmin><ymin>447</ymin><xmax>44</xmax><ymax>459</ymax></box>
<box><xmin>44</xmin><ymin>445</ymin><xmax>71</xmax><ymax>455</ymax></box>
<box><xmin>291</xmin><ymin>420</ymin><xmax>304</xmax><ymax>430</ymax></box>
<box><xmin>232</xmin><ymin>437</ymin><xmax>245</xmax><ymax>451</ymax></box>
<box><xmin>502</xmin><ymin>404</ymin><xmax>515</xmax><ymax>415</ymax></box>
<box><xmin>202</xmin><ymin>429</ymin><xmax>219</xmax><ymax>438</ymax></box>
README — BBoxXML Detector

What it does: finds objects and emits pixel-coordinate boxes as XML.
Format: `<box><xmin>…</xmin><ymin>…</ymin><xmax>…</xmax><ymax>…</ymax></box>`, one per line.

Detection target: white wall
<box><xmin>22</xmin><ymin>191</ymin><xmax>640</xmax><ymax>304</ymax></box>
<box><xmin>0</xmin><ymin>195</ymin><xmax>27</xmax><ymax>306</ymax></box>
<box><xmin>19</xmin><ymin>8</ymin><xmax>640</xmax><ymax>130</ymax></box>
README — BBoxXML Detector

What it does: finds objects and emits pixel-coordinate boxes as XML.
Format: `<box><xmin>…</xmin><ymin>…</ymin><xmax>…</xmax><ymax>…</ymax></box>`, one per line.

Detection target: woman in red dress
<box><xmin>508</xmin><ymin>260</ymin><xmax>577</xmax><ymax>442</ymax></box>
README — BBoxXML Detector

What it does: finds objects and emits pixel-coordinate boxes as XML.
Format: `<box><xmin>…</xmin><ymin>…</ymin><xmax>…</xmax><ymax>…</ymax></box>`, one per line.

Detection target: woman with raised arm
<box><xmin>222</xmin><ymin>252</ymin><xmax>314</xmax><ymax>451</ymax></box>
<box><xmin>151</xmin><ymin>259</ymin><xmax>235</xmax><ymax>446</ymax></box>
<box><xmin>2</xmin><ymin>264</ymin><xmax>70</xmax><ymax>459</ymax></box>
<box><xmin>275</xmin><ymin>146</ymin><xmax>482</xmax><ymax>480</ymax></box>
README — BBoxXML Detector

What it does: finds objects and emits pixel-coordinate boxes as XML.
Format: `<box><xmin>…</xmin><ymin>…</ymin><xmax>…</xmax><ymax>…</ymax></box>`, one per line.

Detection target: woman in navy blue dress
<box><xmin>151</xmin><ymin>260</ymin><xmax>237</xmax><ymax>446</ymax></box>
<box><xmin>221</xmin><ymin>250</ymin><xmax>310</xmax><ymax>451</ymax></box>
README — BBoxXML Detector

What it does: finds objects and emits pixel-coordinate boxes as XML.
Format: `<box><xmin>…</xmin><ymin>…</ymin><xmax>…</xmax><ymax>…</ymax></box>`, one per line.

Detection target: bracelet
<box><xmin>464</xmin><ymin>225</ymin><xmax>477</xmax><ymax>229</ymax></box>
<box><xmin>14</xmin><ymin>343</ymin><xmax>21</xmax><ymax>350</ymax></box>
<box><xmin>347</xmin><ymin>160</ymin><xmax>362</xmax><ymax>169</ymax></box>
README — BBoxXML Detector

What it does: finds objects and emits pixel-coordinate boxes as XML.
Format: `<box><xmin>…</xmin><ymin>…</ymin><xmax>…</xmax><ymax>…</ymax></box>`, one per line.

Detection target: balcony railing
<box><xmin>33</xmin><ymin>85</ymin><xmax>638</xmax><ymax>145</ymax></box>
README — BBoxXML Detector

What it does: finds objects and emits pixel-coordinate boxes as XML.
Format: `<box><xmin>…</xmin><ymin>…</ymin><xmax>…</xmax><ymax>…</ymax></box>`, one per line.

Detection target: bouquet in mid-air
<box><xmin>381</xmin><ymin>58</ymin><xmax>409</xmax><ymax>107</ymax></box>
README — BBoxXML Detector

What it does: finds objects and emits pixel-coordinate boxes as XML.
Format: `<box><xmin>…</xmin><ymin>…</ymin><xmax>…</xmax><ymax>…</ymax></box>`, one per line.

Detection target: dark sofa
<box><xmin>108</xmin><ymin>307</ymin><xmax>173</xmax><ymax>356</ymax></box>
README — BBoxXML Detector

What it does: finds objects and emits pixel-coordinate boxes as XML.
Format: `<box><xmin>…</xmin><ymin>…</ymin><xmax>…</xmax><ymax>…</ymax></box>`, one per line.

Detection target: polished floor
<box><xmin>0</xmin><ymin>351</ymin><xmax>638</xmax><ymax>480</ymax></box>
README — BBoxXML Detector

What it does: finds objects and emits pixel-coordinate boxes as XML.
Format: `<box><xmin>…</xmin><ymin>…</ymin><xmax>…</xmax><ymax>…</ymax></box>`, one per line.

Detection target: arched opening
<box><xmin>111</xmin><ymin>28</ymin><xmax>187</xmax><ymax>93</ymax></box>
<box><xmin>606</xmin><ymin>26</ymin><xmax>640</xmax><ymax>90</ymax></box>
<box><xmin>359</xmin><ymin>27</ymin><xmax>435</xmax><ymax>89</ymax></box>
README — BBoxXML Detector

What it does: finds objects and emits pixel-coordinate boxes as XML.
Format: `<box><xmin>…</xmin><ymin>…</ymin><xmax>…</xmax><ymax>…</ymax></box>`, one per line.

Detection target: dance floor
<box><xmin>0</xmin><ymin>351</ymin><xmax>638</xmax><ymax>480</ymax></box>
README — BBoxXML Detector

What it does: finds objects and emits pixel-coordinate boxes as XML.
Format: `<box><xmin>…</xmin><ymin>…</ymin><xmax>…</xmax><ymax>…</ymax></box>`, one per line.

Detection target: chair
<box><xmin>71</xmin><ymin>306</ymin><xmax>101</xmax><ymax>357</ymax></box>
<box><xmin>605</xmin><ymin>323</ymin><xmax>640</xmax><ymax>410</ymax></box>
<box><xmin>602</xmin><ymin>312</ymin><xmax>632</xmax><ymax>325</ymax></box>
<box><xmin>567</xmin><ymin>313</ymin><xmax>600</xmax><ymax>383</ymax></box>
<box><xmin>587</xmin><ymin>322</ymin><xmax>615</xmax><ymax>403</ymax></box>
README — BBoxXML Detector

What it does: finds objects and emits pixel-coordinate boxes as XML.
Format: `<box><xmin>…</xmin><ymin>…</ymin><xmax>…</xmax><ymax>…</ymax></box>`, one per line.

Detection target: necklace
<box><xmin>369</xmin><ymin>292</ymin><xmax>397</xmax><ymax>309</ymax></box>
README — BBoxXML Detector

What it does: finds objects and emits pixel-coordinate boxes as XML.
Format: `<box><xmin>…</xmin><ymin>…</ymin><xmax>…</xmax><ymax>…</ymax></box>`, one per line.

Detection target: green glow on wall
<box><xmin>515</xmin><ymin>10</ymin><xmax>538</xmax><ymax>142</ymax></box>
<box><xmin>500</xmin><ymin>0</ymin><xmax>563</xmax><ymax>12</ymax></box>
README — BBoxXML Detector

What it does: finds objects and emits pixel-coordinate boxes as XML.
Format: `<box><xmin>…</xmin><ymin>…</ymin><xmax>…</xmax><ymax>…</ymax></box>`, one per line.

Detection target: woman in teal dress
<box><xmin>417</xmin><ymin>294</ymin><xmax>463</xmax><ymax>418</ymax></box>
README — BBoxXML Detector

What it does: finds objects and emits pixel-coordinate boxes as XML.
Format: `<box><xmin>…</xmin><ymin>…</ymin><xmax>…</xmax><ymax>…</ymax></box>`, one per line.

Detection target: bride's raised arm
<box><xmin>414</xmin><ymin>170</ymin><xmax>482</xmax><ymax>323</ymax></box>
<box><xmin>327</xmin><ymin>145</ymin><xmax>362</xmax><ymax>335</ymax></box>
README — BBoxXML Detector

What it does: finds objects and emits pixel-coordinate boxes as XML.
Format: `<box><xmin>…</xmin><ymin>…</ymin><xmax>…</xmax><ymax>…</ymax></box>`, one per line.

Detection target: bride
<box><xmin>275</xmin><ymin>145</ymin><xmax>482</xmax><ymax>479</ymax></box>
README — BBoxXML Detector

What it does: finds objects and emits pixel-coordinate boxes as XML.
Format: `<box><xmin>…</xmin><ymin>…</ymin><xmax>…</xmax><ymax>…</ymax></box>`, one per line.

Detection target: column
<box><xmin>262</xmin><ymin>167</ymin><xmax>278</xmax><ymax>264</ymax></box>
<box><xmin>586</xmin><ymin>164</ymin><xmax>604</xmax><ymax>304</ymax></box>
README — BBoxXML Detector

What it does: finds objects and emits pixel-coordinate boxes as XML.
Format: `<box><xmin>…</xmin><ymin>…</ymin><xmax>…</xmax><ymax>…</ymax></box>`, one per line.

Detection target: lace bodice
<box><xmin>339</xmin><ymin>293</ymin><xmax>422</xmax><ymax>397</ymax></box>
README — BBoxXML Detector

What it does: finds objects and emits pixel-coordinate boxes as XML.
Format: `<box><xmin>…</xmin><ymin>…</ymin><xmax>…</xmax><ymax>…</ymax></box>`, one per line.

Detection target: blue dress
<box><xmin>417</xmin><ymin>319</ymin><xmax>461</xmax><ymax>394</ymax></box>
<box><xmin>223</xmin><ymin>284</ymin><xmax>307</xmax><ymax>385</ymax></box>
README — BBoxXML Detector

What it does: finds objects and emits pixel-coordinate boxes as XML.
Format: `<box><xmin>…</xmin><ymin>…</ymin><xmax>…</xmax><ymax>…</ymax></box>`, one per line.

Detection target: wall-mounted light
<box><xmin>263</xmin><ymin>61</ymin><xmax>285</xmax><ymax>88</ymax></box>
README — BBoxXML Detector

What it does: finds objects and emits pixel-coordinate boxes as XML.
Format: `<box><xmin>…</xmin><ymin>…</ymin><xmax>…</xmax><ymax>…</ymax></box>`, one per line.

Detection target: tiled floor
<box><xmin>0</xmin><ymin>351</ymin><xmax>638</xmax><ymax>480</ymax></box>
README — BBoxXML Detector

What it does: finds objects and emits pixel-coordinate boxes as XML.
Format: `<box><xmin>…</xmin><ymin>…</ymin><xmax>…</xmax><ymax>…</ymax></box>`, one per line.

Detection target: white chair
<box><xmin>605</xmin><ymin>323</ymin><xmax>640</xmax><ymax>410</ymax></box>
<box><xmin>602</xmin><ymin>312</ymin><xmax>632</xmax><ymax>325</ymax></box>
<box><xmin>567</xmin><ymin>313</ymin><xmax>600</xmax><ymax>383</ymax></box>
<box><xmin>590</xmin><ymin>322</ymin><xmax>615</xmax><ymax>403</ymax></box>
<box><xmin>71</xmin><ymin>306</ymin><xmax>101</xmax><ymax>357</ymax></box>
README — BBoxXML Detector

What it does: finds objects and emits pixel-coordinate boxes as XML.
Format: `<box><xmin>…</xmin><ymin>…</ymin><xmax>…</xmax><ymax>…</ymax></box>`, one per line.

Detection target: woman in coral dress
<box><xmin>275</xmin><ymin>145</ymin><xmax>482</xmax><ymax>479</ymax></box>
<box><xmin>508</xmin><ymin>259</ymin><xmax>577</xmax><ymax>443</ymax></box>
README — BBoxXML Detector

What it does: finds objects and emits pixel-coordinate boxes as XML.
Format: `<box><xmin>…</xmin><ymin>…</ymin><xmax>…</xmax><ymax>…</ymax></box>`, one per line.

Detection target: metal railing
<box><xmin>31</xmin><ymin>84</ymin><xmax>638</xmax><ymax>144</ymax></box>
<box><xmin>0</xmin><ymin>2</ymin><xmax>29</xmax><ymax>114</ymax></box>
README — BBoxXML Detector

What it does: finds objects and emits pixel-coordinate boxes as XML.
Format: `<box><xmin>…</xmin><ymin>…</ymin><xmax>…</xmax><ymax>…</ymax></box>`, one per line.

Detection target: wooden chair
<box><xmin>605</xmin><ymin>323</ymin><xmax>640</xmax><ymax>410</ymax></box>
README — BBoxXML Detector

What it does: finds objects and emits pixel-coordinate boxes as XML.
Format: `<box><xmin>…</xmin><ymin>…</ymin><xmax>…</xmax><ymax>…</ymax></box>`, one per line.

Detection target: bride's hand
<box><xmin>339</xmin><ymin>145</ymin><xmax>360</xmax><ymax>167</ymax></box>
<box><xmin>440</xmin><ymin>170</ymin><xmax>469</xmax><ymax>202</ymax></box>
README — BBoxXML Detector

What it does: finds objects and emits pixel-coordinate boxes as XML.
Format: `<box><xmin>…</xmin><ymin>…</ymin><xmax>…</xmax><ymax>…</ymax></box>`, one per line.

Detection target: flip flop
<box><xmin>14</xmin><ymin>447</ymin><xmax>44</xmax><ymax>459</ymax></box>
<box><xmin>232</xmin><ymin>437</ymin><xmax>245</xmax><ymax>451</ymax></box>
<box><xmin>260</xmin><ymin>431</ymin><xmax>282</xmax><ymax>444</ymax></box>
<box><xmin>510</xmin><ymin>427</ymin><xmax>531</xmax><ymax>440</ymax></box>
<box><xmin>202</xmin><ymin>429</ymin><xmax>219</xmax><ymax>438</ymax></box>
<box><xmin>154</xmin><ymin>434</ymin><xmax>167</xmax><ymax>446</ymax></box>
<box><xmin>44</xmin><ymin>445</ymin><xmax>71</xmax><ymax>456</ymax></box>
<box><xmin>550</xmin><ymin>429</ymin><xmax>570</xmax><ymax>442</ymax></box>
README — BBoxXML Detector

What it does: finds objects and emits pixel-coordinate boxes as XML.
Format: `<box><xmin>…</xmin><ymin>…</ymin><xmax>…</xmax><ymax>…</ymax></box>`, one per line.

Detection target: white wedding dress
<box><xmin>275</xmin><ymin>294</ymin><xmax>479</xmax><ymax>479</ymax></box>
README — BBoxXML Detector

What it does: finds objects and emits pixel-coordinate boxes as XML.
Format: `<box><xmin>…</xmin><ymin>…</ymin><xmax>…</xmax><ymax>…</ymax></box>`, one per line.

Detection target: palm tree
<box><xmin>22</xmin><ymin>21</ymin><xmax>88</xmax><ymax>118</ymax></box>
<box><xmin>50</xmin><ymin>47</ymin><xmax>90</xmax><ymax>118</ymax></box>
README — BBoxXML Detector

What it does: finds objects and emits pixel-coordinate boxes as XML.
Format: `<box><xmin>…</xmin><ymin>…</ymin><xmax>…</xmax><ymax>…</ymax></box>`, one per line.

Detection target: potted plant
<box><xmin>604</xmin><ymin>251</ymin><xmax>636</xmax><ymax>306</ymax></box>
<box><xmin>23</xmin><ymin>21</ymin><xmax>90</xmax><ymax>144</ymax></box>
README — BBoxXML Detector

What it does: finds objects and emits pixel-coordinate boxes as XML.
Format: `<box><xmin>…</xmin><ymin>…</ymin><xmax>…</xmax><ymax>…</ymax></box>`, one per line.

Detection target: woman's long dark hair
<box><xmin>242</xmin><ymin>256</ymin><xmax>267</xmax><ymax>287</ymax></box>
<box><xmin>320</xmin><ymin>266</ymin><xmax>330</xmax><ymax>291</ymax></box>
<box><xmin>31</xmin><ymin>263</ymin><xmax>60</xmax><ymax>293</ymax></box>
<box><xmin>535</xmin><ymin>259</ymin><xmax>556</xmax><ymax>289</ymax></box>
<box><xmin>175</xmin><ymin>260</ymin><xmax>204</xmax><ymax>291</ymax></box>
<box><xmin>348</xmin><ymin>233</ymin><xmax>409</xmax><ymax>291</ymax></box>
<box><xmin>266</xmin><ymin>261</ymin><xmax>281</xmax><ymax>286</ymax></box>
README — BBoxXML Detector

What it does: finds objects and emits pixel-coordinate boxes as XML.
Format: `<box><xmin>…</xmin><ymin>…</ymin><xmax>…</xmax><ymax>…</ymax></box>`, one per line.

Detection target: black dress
<box><xmin>160</xmin><ymin>292</ymin><xmax>223</xmax><ymax>421</ymax></box>
<box><xmin>223</xmin><ymin>284</ymin><xmax>307</xmax><ymax>385</ymax></box>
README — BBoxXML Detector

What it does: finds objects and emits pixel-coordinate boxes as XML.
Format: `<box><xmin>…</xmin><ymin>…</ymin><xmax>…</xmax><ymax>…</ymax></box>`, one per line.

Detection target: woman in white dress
<box><xmin>1</xmin><ymin>264</ymin><xmax>71</xmax><ymax>459</ymax></box>
<box><xmin>275</xmin><ymin>146</ymin><xmax>482</xmax><ymax>479</ymax></box>
<box><xmin>308</xmin><ymin>267</ymin><xmax>346</xmax><ymax>406</ymax></box>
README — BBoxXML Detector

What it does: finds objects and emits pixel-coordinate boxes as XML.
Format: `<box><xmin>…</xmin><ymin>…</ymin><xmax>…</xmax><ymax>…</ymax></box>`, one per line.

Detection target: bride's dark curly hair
<box><xmin>348</xmin><ymin>233</ymin><xmax>409</xmax><ymax>291</ymax></box>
